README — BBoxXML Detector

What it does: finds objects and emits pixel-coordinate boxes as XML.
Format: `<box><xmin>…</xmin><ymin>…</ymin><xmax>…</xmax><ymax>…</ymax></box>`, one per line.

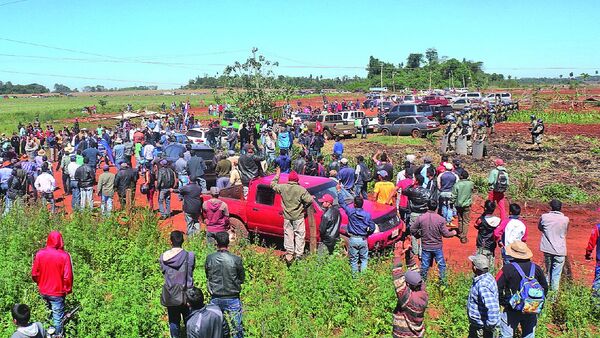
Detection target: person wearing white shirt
<box><xmin>34</xmin><ymin>165</ymin><xmax>56</xmax><ymax>212</ymax></box>
<box><xmin>66</xmin><ymin>155</ymin><xmax>81</xmax><ymax>210</ymax></box>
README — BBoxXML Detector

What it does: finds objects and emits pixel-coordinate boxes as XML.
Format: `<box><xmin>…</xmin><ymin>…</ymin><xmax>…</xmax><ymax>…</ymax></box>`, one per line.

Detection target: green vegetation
<box><xmin>507</xmin><ymin>172</ymin><xmax>598</xmax><ymax>204</ymax></box>
<box><xmin>0</xmin><ymin>94</ymin><xmax>207</xmax><ymax>133</ymax></box>
<box><xmin>1</xmin><ymin>206</ymin><xmax>599</xmax><ymax>337</ymax></box>
<box><xmin>365</xmin><ymin>135</ymin><xmax>426</xmax><ymax>146</ymax></box>
<box><xmin>510</xmin><ymin>109</ymin><xmax>600</xmax><ymax>124</ymax></box>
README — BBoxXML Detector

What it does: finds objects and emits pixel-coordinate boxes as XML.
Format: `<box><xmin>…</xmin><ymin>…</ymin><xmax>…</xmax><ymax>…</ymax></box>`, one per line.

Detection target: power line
<box><xmin>0</xmin><ymin>0</ymin><xmax>26</xmax><ymax>7</ymax></box>
<box><xmin>0</xmin><ymin>69</ymin><xmax>184</xmax><ymax>86</ymax></box>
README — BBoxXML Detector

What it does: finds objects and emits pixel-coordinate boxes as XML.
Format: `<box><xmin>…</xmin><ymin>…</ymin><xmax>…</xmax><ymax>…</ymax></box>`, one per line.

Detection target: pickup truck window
<box><xmin>256</xmin><ymin>184</ymin><xmax>276</xmax><ymax>205</ymax></box>
<box><xmin>330</xmin><ymin>115</ymin><xmax>342</xmax><ymax>122</ymax></box>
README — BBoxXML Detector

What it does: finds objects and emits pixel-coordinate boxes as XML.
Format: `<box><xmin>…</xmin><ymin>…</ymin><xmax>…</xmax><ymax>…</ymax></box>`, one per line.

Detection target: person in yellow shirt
<box><xmin>373</xmin><ymin>170</ymin><xmax>396</xmax><ymax>205</ymax></box>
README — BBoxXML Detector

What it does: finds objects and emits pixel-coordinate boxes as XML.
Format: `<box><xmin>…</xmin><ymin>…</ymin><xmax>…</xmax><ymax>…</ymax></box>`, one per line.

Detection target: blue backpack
<box><xmin>509</xmin><ymin>262</ymin><xmax>545</xmax><ymax>314</ymax></box>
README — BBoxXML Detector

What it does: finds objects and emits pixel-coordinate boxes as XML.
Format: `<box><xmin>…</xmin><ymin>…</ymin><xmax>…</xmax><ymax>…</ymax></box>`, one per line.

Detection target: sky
<box><xmin>1</xmin><ymin>0</ymin><xmax>599</xmax><ymax>89</ymax></box>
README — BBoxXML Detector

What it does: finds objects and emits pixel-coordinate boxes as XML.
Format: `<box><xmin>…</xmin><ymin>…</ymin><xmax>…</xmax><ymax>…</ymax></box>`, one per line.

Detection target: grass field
<box><xmin>509</xmin><ymin>109</ymin><xmax>600</xmax><ymax>124</ymax></box>
<box><xmin>0</xmin><ymin>94</ymin><xmax>209</xmax><ymax>133</ymax></box>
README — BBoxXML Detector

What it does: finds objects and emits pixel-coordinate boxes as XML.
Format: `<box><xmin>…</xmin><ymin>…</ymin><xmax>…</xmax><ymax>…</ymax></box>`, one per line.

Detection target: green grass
<box><xmin>1</xmin><ymin>205</ymin><xmax>599</xmax><ymax>337</ymax></box>
<box><xmin>0</xmin><ymin>94</ymin><xmax>211</xmax><ymax>133</ymax></box>
<box><xmin>365</xmin><ymin>135</ymin><xmax>426</xmax><ymax>146</ymax></box>
<box><xmin>510</xmin><ymin>109</ymin><xmax>600</xmax><ymax>124</ymax></box>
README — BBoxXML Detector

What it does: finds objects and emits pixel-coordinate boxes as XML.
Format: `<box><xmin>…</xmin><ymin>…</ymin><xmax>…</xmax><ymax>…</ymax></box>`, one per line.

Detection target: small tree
<box><xmin>223</xmin><ymin>48</ymin><xmax>294</xmax><ymax>122</ymax></box>
<box><xmin>98</xmin><ymin>99</ymin><xmax>108</xmax><ymax>109</ymax></box>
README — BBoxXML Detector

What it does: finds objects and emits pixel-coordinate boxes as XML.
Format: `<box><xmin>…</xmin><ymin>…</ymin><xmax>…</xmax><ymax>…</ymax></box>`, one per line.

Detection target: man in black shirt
<box><xmin>318</xmin><ymin>194</ymin><xmax>341</xmax><ymax>254</ymax></box>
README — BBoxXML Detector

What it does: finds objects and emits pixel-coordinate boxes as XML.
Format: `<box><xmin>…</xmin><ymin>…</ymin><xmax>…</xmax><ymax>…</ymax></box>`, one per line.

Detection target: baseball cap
<box><xmin>468</xmin><ymin>254</ymin><xmax>490</xmax><ymax>270</ymax></box>
<box><xmin>377</xmin><ymin>170</ymin><xmax>388</xmax><ymax>178</ymax></box>
<box><xmin>494</xmin><ymin>158</ymin><xmax>504</xmax><ymax>166</ymax></box>
<box><xmin>209</xmin><ymin>186</ymin><xmax>220</xmax><ymax>196</ymax></box>
<box><xmin>318</xmin><ymin>194</ymin><xmax>334</xmax><ymax>204</ymax></box>
<box><xmin>340</xmin><ymin>158</ymin><xmax>349</xmax><ymax>164</ymax></box>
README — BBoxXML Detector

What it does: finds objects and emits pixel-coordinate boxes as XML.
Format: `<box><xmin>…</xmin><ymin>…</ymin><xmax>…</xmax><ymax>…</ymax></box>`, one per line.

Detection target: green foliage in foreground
<box><xmin>510</xmin><ymin>109</ymin><xmax>600</xmax><ymax>124</ymax></box>
<box><xmin>0</xmin><ymin>206</ymin><xmax>599</xmax><ymax>337</ymax></box>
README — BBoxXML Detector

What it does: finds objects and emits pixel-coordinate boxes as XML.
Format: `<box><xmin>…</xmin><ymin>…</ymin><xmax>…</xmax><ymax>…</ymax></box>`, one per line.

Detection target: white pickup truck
<box><xmin>340</xmin><ymin>110</ymin><xmax>379</xmax><ymax>133</ymax></box>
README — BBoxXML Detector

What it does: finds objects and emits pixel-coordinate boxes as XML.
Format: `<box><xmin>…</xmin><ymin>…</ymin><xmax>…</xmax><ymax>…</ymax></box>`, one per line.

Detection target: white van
<box><xmin>458</xmin><ymin>92</ymin><xmax>482</xmax><ymax>102</ymax></box>
<box><xmin>340</xmin><ymin>110</ymin><xmax>379</xmax><ymax>133</ymax></box>
<box><xmin>483</xmin><ymin>92</ymin><xmax>512</xmax><ymax>104</ymax></box>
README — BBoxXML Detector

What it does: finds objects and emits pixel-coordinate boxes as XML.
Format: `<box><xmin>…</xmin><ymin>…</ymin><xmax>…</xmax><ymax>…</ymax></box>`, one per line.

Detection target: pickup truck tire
<box><xmin>381</xmin><ymin>128</ymin><xmax>390</xmax><ymax>136</ymax></box>
<box><xmin>229</xmin><ymin>217</ymin><xmax>249</xmax><ymax>241</ymax></box>
<box><xmin>411</xmin><ymin>129</ymin><xmax>422</xmax><ymax>138</ymax></box>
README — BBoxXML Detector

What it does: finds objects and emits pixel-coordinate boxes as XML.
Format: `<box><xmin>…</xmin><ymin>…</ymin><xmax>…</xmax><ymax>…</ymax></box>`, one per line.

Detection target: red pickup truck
<box><xmin>422</xmin><ymin>95</ymin><xmax>449</xmax><ymax>106</ymax></box>
<box><xmin>211</xmin><ymin>174</ymin><xmax>404</xmax><ymax>251</ymax></box>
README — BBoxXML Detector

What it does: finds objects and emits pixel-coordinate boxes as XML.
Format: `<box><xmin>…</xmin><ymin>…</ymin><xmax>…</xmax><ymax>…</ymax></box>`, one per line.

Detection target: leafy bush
<box><xmin>1</xmin><ymin>205</ymin><xmax>599</xmax><ymax>337</ymax></box>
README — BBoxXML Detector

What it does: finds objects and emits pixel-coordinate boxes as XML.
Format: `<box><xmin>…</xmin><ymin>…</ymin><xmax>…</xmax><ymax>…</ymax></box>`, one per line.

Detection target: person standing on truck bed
<box><xmin>271</xmin><ymin>167</ymin><xmax>314</xmax><ymax>262</ymax></box>
<box><xmin>238</xmin><ymin>144</ymin><xmax>264</xmax><ymax>199</ymax></box>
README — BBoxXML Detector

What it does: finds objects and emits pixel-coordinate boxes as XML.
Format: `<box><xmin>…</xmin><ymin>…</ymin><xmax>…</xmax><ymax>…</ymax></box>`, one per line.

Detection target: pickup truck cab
<box><xmin>421</xmin><ymin>95</ymin><xmax>449</xmax><ymax>106</ymax></box>
<box><xmin>340</xmin><ymin>110</ymin><xmax>379</xmax><ymax>133</ymax></box>
<box><xmin>306</xmin><ymin>113</ymin><xmax>357</xmax><ymax>139</ymax></box>
<box><xmin>482</xmin><ymin>92</ymin><xmax>512</xmax><ymax>104</ymax></box>
<box><xmin>458</xmin><ymin>92</ymin><xmax>482</xmax><ymax>102</ymax></box>
<box><xmin>212</xmin><ymin>174</ymin><xmax>404</xmax><ymax>251</ymax></box>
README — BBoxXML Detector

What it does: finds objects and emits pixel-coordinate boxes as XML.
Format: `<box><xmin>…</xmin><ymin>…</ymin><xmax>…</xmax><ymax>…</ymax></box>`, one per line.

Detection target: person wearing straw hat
<box><xmin>467</xmin><ymin>254</ymin><xmax>500</xmax><ymax>338</ymax></box>
<box><xmin>496</xmin><ymin>240</ymin><xmax>548</xmax><ymax>338</ymax></box>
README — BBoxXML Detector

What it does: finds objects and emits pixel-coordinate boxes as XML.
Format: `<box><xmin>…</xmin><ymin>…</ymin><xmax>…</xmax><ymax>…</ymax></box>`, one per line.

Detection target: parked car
<box><xmin>207</xmin><ymin>174</ymin><xmax>404</xmax><ymax>250</ymax></box>
<box><xmin>186</xmin><ymin>127</ymin><xmax>227</xmax><ymax>145</ymax></box>
<box><xmin>421</xmin><ymin>95</ymin><xmax>449</xmax><ymax>106</ymax></box>
<box><xmin>457</xmin><ymin>92</ymin><xmax>482</xmax><ymax>102</ymax></box>
<box><xmin>451</xmin><ymin>98</ymin><xmax>472</xmax><ymax>111</ymax></box>
<box><xmin>190</xmin><ymin>143</ymin><xmax>217</xmax><ymax>189</ymax></box>
<box><xmin>377</xmin><ymin>101</ymin><xmax>394</xmax><ymax>113</ymax></box>
<box><xmin>379</xmin><ymin>115</ymin><xmax>440</xmax><ymax>138</ymax></box>
<box><xmin>431</xmin><ymin>105</ymin><xmax>454</xmax><ymax>122</ymax></box>
<box><xmin>306</xmin><ymin>113</ymin><xmax>357</xmax><ymax>138</ymax></box>
<box><xmin>340</xmin><ymin>110</ymin><xmax>379</xmax><ymax>133</ymax></box>
<box><xmin>381</xmin><ymin>104</ymin><xmax>434</xmax><ymax>123</ymax></box>
<box><xmin>482</xmin><ymin>92</ymin><xmax>512</xmax><ymax>104</ymax></box>
<box><xmin>401</xmin><ymin>95</ymin><xmax>417</xmax><ymax>104</ymax></box>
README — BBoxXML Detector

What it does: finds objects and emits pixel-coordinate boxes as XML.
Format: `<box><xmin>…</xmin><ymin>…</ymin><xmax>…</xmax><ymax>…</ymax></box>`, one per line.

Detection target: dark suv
<box><xmin>190</xmin><ymin>144</ymin><xmax>217</xmax><ymax>189</ymax></box>
<box><xmin>379</xmin><ymin>104</ymin><xmax>433</xmax><ymax>124</ymax></box>
<box><xmin>431</xmin><ymin>105</ymin><xmax>454</xmax><ymax>123</ymax></box>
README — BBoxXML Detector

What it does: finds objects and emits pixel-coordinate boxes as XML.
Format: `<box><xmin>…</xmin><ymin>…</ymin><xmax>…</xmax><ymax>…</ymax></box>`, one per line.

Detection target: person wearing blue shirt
<box><xmin>336</xmin><ymin>158</ymin><xmax>355</xmax><ymax>192</ymax></box>
<box><xmin>336</xmin><ymin>183</ymin><xmax>376</xmax><ymax>274</ymax></box>
<box><xmin>332</xmin><ymin>136</ymin><xmax>344</xmax><ymax>156</ymax></box>
<box><xmin>274</xmin><ymin>149</ymin><xmax>291</xmax><ymax>173</ymax></box>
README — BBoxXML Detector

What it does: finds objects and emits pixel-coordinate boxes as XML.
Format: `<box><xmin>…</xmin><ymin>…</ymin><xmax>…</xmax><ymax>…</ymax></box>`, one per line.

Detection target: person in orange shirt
<box><xmin>373</xmin><ymin>170</ymin><xmax>396</xmax><ymax>205</ymax></box>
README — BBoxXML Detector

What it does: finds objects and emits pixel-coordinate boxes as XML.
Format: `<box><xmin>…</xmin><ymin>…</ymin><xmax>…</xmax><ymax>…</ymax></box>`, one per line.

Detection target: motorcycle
<box><xmin>46</xmin><ymin>305</ymin><xmax>81</xmax><ymax>338</ymax></box>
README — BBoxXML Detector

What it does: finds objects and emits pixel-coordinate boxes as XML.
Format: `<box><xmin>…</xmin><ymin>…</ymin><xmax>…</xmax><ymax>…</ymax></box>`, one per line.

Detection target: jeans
<box><xmin>361</xmin><ymin>126</ymin><xmax>367</xmax><ymax>138</ymax></box>
<box><xmin>354</xmin><ymin>183</ymin><xmax>367</xmax><ymax>199</ymax></box>
<box><xmin>61</xmin><ymin>173</ymin><xmax>70</xmax><ymax>194</ymax></box>
<box><xmin>217</xmin><ymin>177</ymin><xmax>231</xmax><ymax>189</ymax></box>
<box><xmin>488</xmin><ymin>191</ymin><xmax>507</xmax><ymax>219</ymax></box>
<box><xmin>409</xmin><ymin>212</ymin><xmax>424</xmax><ymax>257</ymax></box>
<box><xmin>593</xmin><ymin>265</ymin><xmax>600</xmax><ymax>298</ymax></box>
<box><xmin>544</xmin><ymin>253</ymin><xmax>565</xmax><ymax>291</ymax></box>
<box><xmin>184</xmin><ymin>212</ymin><xmax>200</xmax><ymax>235</ymax></box>
<box><xmin>456</xmin><ymin>206</ymin><xmax>471</xmax><ymax>242</ymax></box>
<box><xmin>439</xmin><ymin>192</ymin><xmax>455</xmax><ymax>224</ymax></box>
<box><xmin>158</xmin><ymin>189</ymin><xmax>171</xmax><ymax>217</ymax></box>
<box><xmin>80</xmin><ymin>187</ymin><xmax>93</xmax><ymax>209</ymax></box>
<box><xmin>500</xmin><ymin>311</ymin><xmax>537</xmax><ymax>338</ymax></box>
<box><xmin>211</xmin><ymin>297</ymin><xmax>244</xmax><ymax>338</ymax></box>
<box><xmin>228</xmin><ymin>141</ymin><xmax>236</xmax><ymax>151</ymax></box>
<box><xmin>468</xmin><ymin>323</ymin><xmax>496</xmax><ymax>338</ymax></box>
<box><xmin>283</xmin><ymin>219</ymin><xmax>306</xmax><ymax>257</ymax></box>
<box><xmin>101</xmin><ymin>195</ymin><xmax>113</xmax><ymax>215</ymax></box>
<box><xmin>42</xmin><ymin>295</ymin><xmax>65</xmax><ymax>335</ymax></box>
<box><xmin>166</xmin><ymin>304</ymin><xmax>189</xmax><ymax>338</ymax></box>
<box><xmin>41</xmin><ymin>192</ymin><xmax>56</xmax><ymax>213</ymax></box>
<box><xmin>70</xmin><ymin>182</ymin><xmax>80</xmax><ymax>210</ymax></box>
<box><xmin>348</xmin><ymin>236</ymin><xmax>369</xmax><ymax>274</ymax></box>
<box><xmin>421</xmin><ymin>248</ymin><xmax>447</xmax><ymax>282</ymax></box>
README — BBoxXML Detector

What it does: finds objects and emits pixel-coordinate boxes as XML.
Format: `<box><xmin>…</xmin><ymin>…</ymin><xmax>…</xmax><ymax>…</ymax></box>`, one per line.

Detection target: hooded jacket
<box><xmin>202</xmin><ymin>198</ymin><xmax>230</xmax><ymax>233</ymax></box>
<box><xmin>31</xmin><ymin>231</ymin><xmax>73</xmax><ymax>297</ymax></box>
<box><xmin>10</xmin><ymin>322</ymin><xmax>46</xmax><ymax>338</ymax></box>
<box><xmin>319</xmin><ymin>205</ymin><xmax>341</xmax><ymax>249</ymax></box>
<box><xmin>160</xmin><ymin>248</ymin><xmax>195</xmax><ymax>290</ymax></box>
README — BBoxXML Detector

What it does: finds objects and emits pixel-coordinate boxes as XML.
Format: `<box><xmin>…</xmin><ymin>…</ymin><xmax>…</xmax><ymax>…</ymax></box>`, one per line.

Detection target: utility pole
<box><xmin>392</xmin><ymin>71</ymin><xmax>396</xmax><ymax>93</ymax></box>
<box><xmin>429</xmin><ymin>69</ymin><xmax>432</xmax><ymax>90</ymax></box>
<box><xmin>252</xmin><ymin>47</ymin><xmax>259</xmax><ymax>90</ymax></box>
<box><xmin>380</xmin><ymin>64</ymin><xmax>383</xmax><ymax>88</ymax></box>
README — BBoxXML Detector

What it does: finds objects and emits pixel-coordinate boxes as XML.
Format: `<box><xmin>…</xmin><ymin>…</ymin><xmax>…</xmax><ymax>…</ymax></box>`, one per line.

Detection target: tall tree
<box><xmin>425</xmin><ymin>48</ymin><xmax>438</xmax><ymax>65</ymax></box>
<box><xmin>406</xmin><ymin>53</ymin><xmax>424</xmax><ymax>69</ymax></box>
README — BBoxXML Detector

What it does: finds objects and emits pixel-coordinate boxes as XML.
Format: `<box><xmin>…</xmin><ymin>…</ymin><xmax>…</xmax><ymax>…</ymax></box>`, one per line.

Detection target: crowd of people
<box><xmin>3</xmin><ymin>97</ymin><xmax>596</xmax><ymax>338</ymax></box>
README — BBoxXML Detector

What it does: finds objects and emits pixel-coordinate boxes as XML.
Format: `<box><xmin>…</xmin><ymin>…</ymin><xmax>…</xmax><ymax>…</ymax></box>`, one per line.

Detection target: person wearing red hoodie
<box><xmin>31</xmin><ymin>231</ymin><xmax>73</xmax><ymax>336</ymax></box>
<box><xmin>202</xmin><ymin>187</ymin><xmax>230</xmax><ymax>244</ymax></box>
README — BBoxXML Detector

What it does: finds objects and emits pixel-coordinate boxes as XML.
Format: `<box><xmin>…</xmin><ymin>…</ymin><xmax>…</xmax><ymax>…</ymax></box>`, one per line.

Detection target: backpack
<box><xmin>160</xmin><ymin>251</ymin><xmax>189</xmax><ymax>307</ymax></box>
<box><xmin>494</xmin><ymin>169</ymin><xmax>509</xmax><ymax>192</ymax></box>
<box><xmin>359</xmin><ymin>163</ymin><xmax>372</xmax><ymax>182</ymax></box>
<box><xmin>509</xmin><ymin>262</ymin><xmax>545</xmax><ymax>314</ymax></box>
